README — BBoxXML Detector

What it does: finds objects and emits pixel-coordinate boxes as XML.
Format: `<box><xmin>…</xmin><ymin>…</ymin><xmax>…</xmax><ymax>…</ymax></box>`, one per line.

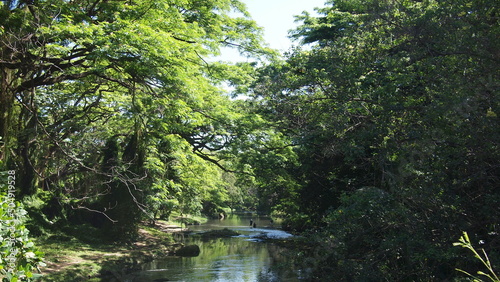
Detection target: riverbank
<box><xmin>34</xmin><ymin>214</ymin><xmax>306</xmax><ymax>281</ymax></box>
<box><xmin>34</xmin><ymin>220</ymin><xmax>188</xmax><ymax>281</ymax></box>
<box><xmin>120</xmin><ymin>214</ymin><xmax>305</xmax><ymax>281</ymax></box>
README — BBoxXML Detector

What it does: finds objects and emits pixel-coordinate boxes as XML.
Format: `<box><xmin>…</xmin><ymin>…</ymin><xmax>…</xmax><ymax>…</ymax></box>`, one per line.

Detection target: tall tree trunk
<box><xmin>17</xmin><ymin>88</ymin><xmax>38</xmax><ymax>197</ymax></box>
<box><xmin>0</xmin><ymin>67</ymin><xmax>13</xmax><ymax>162</ymax></box>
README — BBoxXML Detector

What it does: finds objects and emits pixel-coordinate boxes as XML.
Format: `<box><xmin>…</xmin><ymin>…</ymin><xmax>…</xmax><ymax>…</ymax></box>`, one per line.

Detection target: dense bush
<box><xmin>0</xmin><ymin>172</ymin><xmax>45</xmax><ymax>281</ymax></box>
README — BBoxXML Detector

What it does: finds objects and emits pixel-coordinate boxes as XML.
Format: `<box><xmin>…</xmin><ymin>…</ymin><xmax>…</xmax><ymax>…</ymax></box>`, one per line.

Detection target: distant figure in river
<box><xmin>253</xmin><ymin>222</ymin><xmax>256</xmax><ymax>228</ymax></box>
<box><xmin>250</xmin><ymin>219</ymin><xmax>253</xmax><ymax>226</ymax></box>
<box><xmin>270</xmin><ymin>219</ymin><xmax>274</xmax><ymax>227</ymax></box>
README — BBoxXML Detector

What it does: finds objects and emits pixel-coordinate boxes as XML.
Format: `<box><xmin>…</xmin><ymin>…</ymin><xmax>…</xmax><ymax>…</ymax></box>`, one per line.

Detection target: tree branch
<box><xmin>16</xmin><ymin>70</ymin><xmax>95</xmax><ymax>92</ymax></box>
<box><xmin>193</xmin><ymin>149</ymin><xmax>253</xmax><ymax>175</ymax></box>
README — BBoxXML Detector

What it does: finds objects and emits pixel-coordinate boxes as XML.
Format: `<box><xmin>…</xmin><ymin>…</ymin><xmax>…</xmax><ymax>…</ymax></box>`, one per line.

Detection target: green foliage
<box><xmin>0</xmin><ymin>172</ymin><xmax>45</xmax><ymax>281</ymax></box>
<box><xmin>0</xmin><ymin>0</ymin><xmax>270</xmax><ymax>240</ymax></box>
<box><xmin>247</xmin><ymin>0</ymin><xmax>499</xmax><ymax>279</ymax></box>
<box><xmin>1</xmin><ymin>0</ymin><xmax>498</xmax><ymax>279</ymax></box>
<box><xmin>454</xmin><ymin>232</ymin><xmax>500</xmax><ymax>282</ymax></box>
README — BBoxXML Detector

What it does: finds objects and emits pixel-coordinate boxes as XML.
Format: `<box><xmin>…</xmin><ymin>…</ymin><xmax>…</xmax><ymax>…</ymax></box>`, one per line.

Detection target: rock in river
<box><xmin>175</xmin><ymin>245</ymin><xmax>201</xmax><ymax>257</ymax></box>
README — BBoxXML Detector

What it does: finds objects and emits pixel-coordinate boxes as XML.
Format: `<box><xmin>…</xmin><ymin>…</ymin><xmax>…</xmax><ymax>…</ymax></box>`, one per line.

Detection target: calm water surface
<box><xmin>128</xmin><ymin>213</ymin><xmax>302</xmax><ymax>282</ymax></box>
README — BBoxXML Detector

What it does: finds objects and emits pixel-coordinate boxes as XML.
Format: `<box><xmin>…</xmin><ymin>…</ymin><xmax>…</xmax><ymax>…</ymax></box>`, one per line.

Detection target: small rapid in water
<box><xmin>125</xmin><ymin>213</ymin><xmax>302</xmax><ymax>282</ymax></box>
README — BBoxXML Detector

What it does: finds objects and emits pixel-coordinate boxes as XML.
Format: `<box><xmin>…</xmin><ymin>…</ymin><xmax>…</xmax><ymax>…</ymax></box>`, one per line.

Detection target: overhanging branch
<box><xmin>193</xmin><ymin>150</ymin><xmax>253</xmax><ymax>176</ymax></box>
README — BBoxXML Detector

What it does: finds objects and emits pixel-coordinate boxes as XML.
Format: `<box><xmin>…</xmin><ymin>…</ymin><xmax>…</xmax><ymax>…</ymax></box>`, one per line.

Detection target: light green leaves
<box><xmin>0</xmin><ymin>190</ymin><xmax>45</xmax><ymax>281</ymax></box>
<box><xmin>454</xmin><ymin>232</ymin><xmax>500</xmax><ymax>282</ymax></box>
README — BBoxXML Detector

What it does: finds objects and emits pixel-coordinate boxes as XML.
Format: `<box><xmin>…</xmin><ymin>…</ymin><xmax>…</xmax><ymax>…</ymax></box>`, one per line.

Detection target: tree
<box><xmin>0</xmin><ymin>0</ymin><xmax>270</xmax><ymax>238</ymax></box>
<box><xmin>248</xmin><ymin>0</ymin><xmax>499</xmax><ymax>278</ymax></box>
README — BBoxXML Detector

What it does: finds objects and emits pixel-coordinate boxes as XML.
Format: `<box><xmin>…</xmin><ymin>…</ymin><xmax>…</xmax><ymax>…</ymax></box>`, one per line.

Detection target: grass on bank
<box><xmin>32</xmin><ymin>215</ymin><xmax>206</xmax><ymax>282</ymax></box>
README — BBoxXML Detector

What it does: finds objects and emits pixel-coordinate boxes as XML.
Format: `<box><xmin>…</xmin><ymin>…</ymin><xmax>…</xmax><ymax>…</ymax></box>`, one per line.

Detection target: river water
<box><xmin>128</xmin><ymin>213</ymin><xmax>303</xmax><ymax>282</ymax></box>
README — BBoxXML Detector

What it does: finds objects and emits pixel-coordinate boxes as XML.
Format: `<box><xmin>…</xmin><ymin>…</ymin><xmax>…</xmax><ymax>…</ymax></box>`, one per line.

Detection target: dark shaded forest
<box><xmin>0</xmin><ymin>0</ymin><xmax>498</xmax><ymax>280</ymax></box>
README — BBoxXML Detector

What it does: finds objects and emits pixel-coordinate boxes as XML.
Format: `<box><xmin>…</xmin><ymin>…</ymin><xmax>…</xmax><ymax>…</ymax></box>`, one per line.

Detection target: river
<box><xmin>127</xmin><ymin>213</ymin><xmax>303</xmax><ymax>282</ymax></box>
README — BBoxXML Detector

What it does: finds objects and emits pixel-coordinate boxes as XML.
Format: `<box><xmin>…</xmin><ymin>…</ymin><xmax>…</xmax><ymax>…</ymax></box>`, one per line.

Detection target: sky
<box><xmin>243</xmin><ymin>0</ymin><xmax>327</xmax><ymax>51</ymax></box>
<box><xmin>218</xmin><ymin>0</ymin><xmax>327</xmax><ymax>62</ymax></box>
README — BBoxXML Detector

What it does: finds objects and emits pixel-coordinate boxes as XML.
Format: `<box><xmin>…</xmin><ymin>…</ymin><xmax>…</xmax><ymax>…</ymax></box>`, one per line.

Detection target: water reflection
<box><xmin>130</xmin><ymin>213</ymin><xmax>300</xmax><ymax>282</ymax></box>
